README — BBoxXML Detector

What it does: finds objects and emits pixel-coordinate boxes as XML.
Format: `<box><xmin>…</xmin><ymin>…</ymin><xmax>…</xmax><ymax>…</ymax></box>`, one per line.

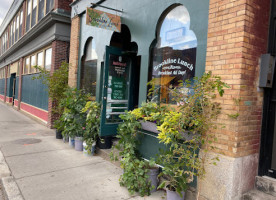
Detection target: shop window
<box><xmin>46</xmin><ymin>0</ymin><xmax>54</xmax><ymax>14</ymax></box>
<box><xmin>24</xmin><ymin>57</ymin><xmax>30</xmax><ymax>74</ymax></box>
<box><xmin>26</xmin><ymin>0</ymin><xmax>31</xmax><ymax>32</ymax></box>
<box><xmin>44</xmin><ymin>48</ymin><xmax>52</xmax><ymax>71</ymax></box>
<box><xmin>38</xmin><ymin>0</ymin><xmax>45</xmax><ymax>21</ymax></box>
<box><xmin>31</xmin><ymin>0</ymin><xmax>37</xmax><ymax>27</ymax></box>
<box><xmin>148</xmin><ymin>5</ymin><xmax>197</xmax><ymax>104</ymax></box>
<box><xmin>37</xmin><ymin>52</ymin><xmax>43</xmax><ymax>68</ymax></box>
<box><xmin>30</xmin><ymin>55</ymin><xmax>36</xmax><ymax>73</ymax></box>
<box><xmin>80</xmin><ymin>38</ymin><xmax>98</xmax><ymax>98</ymax></box>
<box><xmin>17</xmin><ymin>62</ymin><xmax>20</xmax><ymax>76</ymax></box>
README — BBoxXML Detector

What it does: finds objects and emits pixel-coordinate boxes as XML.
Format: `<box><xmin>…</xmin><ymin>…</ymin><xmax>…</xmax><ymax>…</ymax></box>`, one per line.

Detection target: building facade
<box><xmin>69</xmin><ymin>0</ymin><xmax>276</xmax><ymax>199</ymax></box>
<box><xmin>0</xmin><ymin>0</ymin><xmax>72</xmax><ymax>126</ymax></box>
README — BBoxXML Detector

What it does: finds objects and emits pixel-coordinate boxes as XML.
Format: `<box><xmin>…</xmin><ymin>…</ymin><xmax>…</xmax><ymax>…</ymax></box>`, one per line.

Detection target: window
<box><xmin>15</xmin><ymin>16</ymin><xmax>19</xmax><ymax>42</ymax></box>
<box><xmin>19</xmin><ymin>10</ymin><xmax>23</xmax><ymax>38</ymax></box>
<box><xmin>30</xmin><ymin>55</ymin><xmax>36</xmax><ymax>73</ymax></box>
<box><xmin>148</xmin><ymin>5</ymin><xmax>197</xmax><ymax>104</ymax></box>
<box><xmin>26</xmin><ymin>0</ymin><xmax>31</xmax><ymax>32</ymax></box>
<box><xmin>37</xmin><ymin>52</ymin><xmax>43</xmax><ymax>68</ymax></box>
<box><xmin>38</xmin><ymin>0</ymin><xmax>45</xmax><ymax>21</ymax></box>
<box><xmin>31</xmin><ymin>0</ymin><xmax>37</xmax><ymax>27</ymax></box>
<box><xmin>46</xmin><ymin>0</ymin><xmax>54</xmax><ymax>14</ymax></box>
<box><xmin>80</xmin><ymin>38</ymin><xmax>98</xmax><ymax>97</ymax></box>
<box><xmin>24</xmin><ymin>57</ymin><xmax>30</xmax><ymax>74</ymax></box>
<box><xmin>44</xmin><ymin>48</ymin><xmax>52</xmax><ymax>71</ymax></box>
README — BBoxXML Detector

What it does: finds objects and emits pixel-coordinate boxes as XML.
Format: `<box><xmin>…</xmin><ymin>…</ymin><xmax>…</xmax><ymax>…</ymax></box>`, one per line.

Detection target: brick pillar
<box><xmin>54</xmin><ymin>0</ymin><xmax>72</xmax><ymax>12</ymax></box>
<box><xmin>17</xmin><ymin>58</ymin><xmax>23</xmax><ymax>110</ymax></box>
<box><xmin>47</xmin><ymin>40</ymin><xmax>70</xmax><ymax>128</ymax></box>
<box><xmin>68</xmin><ymin>15</ymin><xmax>80</xmax><ymax>88</ymax></box>
<box><xmin>199</xmin><ymin>0</ymin><xmax>270</xmax><ymax>199</ymax></box>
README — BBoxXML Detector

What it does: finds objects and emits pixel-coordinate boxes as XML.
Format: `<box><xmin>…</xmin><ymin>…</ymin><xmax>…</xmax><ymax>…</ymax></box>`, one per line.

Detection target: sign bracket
<box><xmin>91</xmin><ymin>3</ymin><xmax>123</xmax><ymax>13</ymax></box>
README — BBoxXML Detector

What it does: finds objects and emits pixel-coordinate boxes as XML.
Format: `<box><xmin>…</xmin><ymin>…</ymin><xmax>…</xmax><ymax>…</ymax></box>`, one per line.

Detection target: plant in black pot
<box><xmin>82</xmin><ymin>101</ymin><xmax>101</xmax><ymax>155</ymax></box>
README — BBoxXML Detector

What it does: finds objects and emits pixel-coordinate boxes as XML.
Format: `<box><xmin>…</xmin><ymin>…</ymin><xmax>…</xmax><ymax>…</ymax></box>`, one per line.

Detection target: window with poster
<box><xmin>148</xmin><ymin>5</ymin><xmax>197</xmax><ymax>105</ymax></box>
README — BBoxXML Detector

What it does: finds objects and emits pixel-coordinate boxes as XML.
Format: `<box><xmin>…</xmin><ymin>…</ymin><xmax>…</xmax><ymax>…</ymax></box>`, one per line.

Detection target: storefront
<box><xmin>69</xmin><ymin>0</ymin><xmax>272</xmax><ymax>199</ymax></box>
<box><xmin>69</xmin><ymin>0</ymin><xmax>209</xmax><ymax>136</ymax></box>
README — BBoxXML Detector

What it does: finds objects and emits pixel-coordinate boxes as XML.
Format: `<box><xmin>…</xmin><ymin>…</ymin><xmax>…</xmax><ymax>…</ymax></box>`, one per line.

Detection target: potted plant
<box><xmin>131</xmin><ymin>102</ymin><xmax>169</xmax><ymax>133</ymax></box>
<box><xmin>33</xmin><ymin>62</ymin><xmax>69</xmax><ymax>139</ymax></box>
<box><xmin>110</xmin><ymin>111</ymin><xmax>160</xmax><ymax>196</ymax></box>
<box><xmin>59</xmin><ymin>88</ymin><xmax>90</xmax><ymax>150</ymax></box>
<box><xmin>82</xmin><ymin>101</ymin><xmax>101</xmax><ymax>155</ymax></box>
<box><xmin>156</xmin><ymin>72</ymin><xmax>228</xmax><ymax>200</ymax></box>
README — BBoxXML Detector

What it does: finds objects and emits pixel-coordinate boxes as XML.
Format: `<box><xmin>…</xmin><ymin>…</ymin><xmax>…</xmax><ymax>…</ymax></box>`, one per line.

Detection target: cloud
<box><xmin>0</xmin><ymin>0</ymin><xmax>13</xmax><ymax>26</ymax></box>
<box><xmin>166</xmin><ymin>6</ymin><xmax>190</xmax><ymax>25</ymax></box>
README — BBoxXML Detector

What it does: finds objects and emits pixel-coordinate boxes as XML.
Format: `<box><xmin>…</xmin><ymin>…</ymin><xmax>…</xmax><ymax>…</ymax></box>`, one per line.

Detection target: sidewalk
<box><xmin>0</xmin><ymin>102</ymin><xmax>165</xmax><ymax>200</ymax></box>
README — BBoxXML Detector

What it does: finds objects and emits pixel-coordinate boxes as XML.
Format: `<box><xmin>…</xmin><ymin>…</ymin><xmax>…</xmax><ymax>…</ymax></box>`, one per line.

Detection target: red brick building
<box><xmin>0</xmin><ymin>0</ymin><xmax>72</xmax><ymax>127</ymax></box>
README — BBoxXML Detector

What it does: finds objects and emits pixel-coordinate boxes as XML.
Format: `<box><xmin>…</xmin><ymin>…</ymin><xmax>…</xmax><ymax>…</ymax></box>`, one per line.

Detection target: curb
<box><xmin>0</xmin><ymin>151</ymin><xmax>24</xmax><ymax>200</ymax></box>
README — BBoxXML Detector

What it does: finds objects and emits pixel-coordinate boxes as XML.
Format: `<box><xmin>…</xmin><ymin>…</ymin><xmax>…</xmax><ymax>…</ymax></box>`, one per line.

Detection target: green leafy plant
<box><xmin>156</xmin><ymin>72</ymin><xmax>229</xmax><ymax>198</ymax></box>
<box><xmin>33</xmin><ymin>62</ymin><xmax>69</xmax><ymax>130</ymax></box>
<box><xmin>110</xmin><ymin>111</ymin><xmax>157</xmax><ymax>197</ymax></box>
<box><xmin>60</xmin><ymin>88</ymin><xmax>90</xmax><ymax>138</ymax></box>
<box><xmin>82</xmin><ymin>101</ymin><xmax>101</xmax><ymax>153</ymax></box>
<box><xmin>131</xmin><ymin>102</ymin><xmax>169</xmax><ymax>125</ymax></box>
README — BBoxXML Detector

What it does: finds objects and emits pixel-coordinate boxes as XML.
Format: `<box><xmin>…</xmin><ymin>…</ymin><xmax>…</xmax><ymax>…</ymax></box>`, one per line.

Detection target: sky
<box><xmin>0</xmin><ymin>0</ymin><xmax>13</xmax><ymax>26</ymax></box>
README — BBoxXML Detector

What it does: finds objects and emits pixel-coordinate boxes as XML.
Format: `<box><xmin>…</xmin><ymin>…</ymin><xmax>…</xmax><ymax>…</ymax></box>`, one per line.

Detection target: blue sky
<box><xmin>0</xmin><ymin>0</ymin><xmax>13</xmax><ymax>26</ymax></box>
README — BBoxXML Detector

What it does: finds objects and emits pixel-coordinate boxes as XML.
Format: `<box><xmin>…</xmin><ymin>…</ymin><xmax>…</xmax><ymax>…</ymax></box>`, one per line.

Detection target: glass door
<box><xmin>100</xmin><ymin>46</ymin><xmax>132</xmax><ymax>136</ymax></box>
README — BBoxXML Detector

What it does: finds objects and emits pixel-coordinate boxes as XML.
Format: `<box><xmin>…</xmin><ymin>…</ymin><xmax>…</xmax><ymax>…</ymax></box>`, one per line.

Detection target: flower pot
<box><xmin>83</xmin><ymin>141</ymin><xmax>96</xmax><ymax>156</ymax></box>
<box><xmin>140</xmin><ymin>121</ymin><xmax>159</xmax><ymax>134</ymax></box>
<box><xmin>69</xmin><ymin>136</ymin><xmax>75</xmax><ymax>147</ymax></box>
<box><xmin>63</xmin><ymin>135</ymin><xmax>69</xmax><ymax>143</ymax></box>
<box><xmin>97</xmin><ymin>136</ymin><xmax>112</xmax><ymax>149</ymax></box>
<box><xmin>75</xmin><ymin>137</ymin><xmax>83</xmax><ymax>151</ymax></box>
<box><xmin>56</xmin><ymin>130</ymin><xmax>63</xmax><ymax>139</ymax></box>
<box><xmin>166</xmin><ymin>189</ymin><xmax>185</xmax><ymax>200</ymax></box>
<box><xmin>147</xmin><ymin>168</ymin><xmax>159</xmax><ymax>193</ymax></box>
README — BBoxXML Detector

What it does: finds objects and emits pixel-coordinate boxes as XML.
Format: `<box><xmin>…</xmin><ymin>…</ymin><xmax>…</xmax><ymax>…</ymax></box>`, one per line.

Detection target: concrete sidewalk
<box><xmin>0</xmin><ymin>102</ymin><xmax>165</xmax><ymax>200</ymax></box>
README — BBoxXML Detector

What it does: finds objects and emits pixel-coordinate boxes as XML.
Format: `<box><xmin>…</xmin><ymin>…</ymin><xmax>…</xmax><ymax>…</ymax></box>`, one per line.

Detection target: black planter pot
<box><xmin>56</xmin><ymin>130</ymin><xmax>63</xmax><ymax>139</ymax></box>
<box><xmin>97</xmin><ymin>136</ymin><xmax>113</xmax><ymax>149</ymax></box>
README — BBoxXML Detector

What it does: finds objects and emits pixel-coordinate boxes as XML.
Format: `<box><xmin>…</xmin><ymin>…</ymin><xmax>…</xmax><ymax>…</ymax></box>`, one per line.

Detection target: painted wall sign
<box><xmin>86</xmin><ymin>8</ymin><xmax>121</xmax><ymax>32</ymax></box>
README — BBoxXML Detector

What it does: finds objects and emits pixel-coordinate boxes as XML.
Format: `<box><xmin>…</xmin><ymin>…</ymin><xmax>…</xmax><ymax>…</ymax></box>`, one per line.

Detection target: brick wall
<box><xmin>55</xmin><ymin>0</ymin><xmax>72</xmax><ymax>12</ymax></box>
<box><xmin>68</xmin><ymin>16</ymin><xmax>80</xmax><ymax>88</ymax></box>
<box><xmin>206</xmin><ymin>0</ymin><xmax>270</xmax><ymax>157</ymax></box>
<box><xmin>48</xmin><ymin>40</ymin><xmax>70</xmax><ymax>128</ymax></box>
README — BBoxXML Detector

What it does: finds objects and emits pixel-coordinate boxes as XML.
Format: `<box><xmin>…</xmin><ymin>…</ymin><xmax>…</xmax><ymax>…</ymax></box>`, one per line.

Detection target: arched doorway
<box><xmin>99</xmin><ymin>24</ymin><xmax>141</xmax><ymax>137</ymax></box>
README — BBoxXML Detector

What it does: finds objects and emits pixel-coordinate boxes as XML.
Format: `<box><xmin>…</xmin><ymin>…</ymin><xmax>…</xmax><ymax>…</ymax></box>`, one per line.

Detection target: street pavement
<box><xmin>0</xmin><ymin>102</ymin><xmax>165</xmax><ymax>200</ymax></box>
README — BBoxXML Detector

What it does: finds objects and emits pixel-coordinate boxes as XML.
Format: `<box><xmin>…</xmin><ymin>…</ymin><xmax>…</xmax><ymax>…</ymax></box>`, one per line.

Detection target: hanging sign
<box><xmin>86</xmin><ymin>8</ymin><xmax>121</xmax><ymax>32</ymax></box>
